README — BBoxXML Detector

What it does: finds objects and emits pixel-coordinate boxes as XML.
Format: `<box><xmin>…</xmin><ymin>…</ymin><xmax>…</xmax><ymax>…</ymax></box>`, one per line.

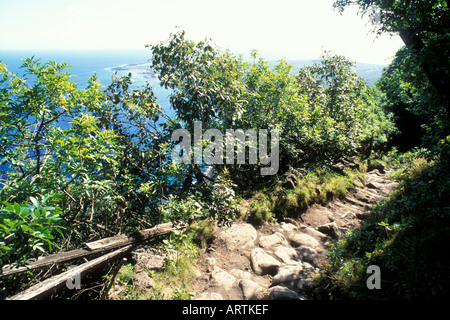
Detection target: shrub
<box><xmin>367</xmin><ymin>158</ymin><xmax>386</xmax><ymax>172</ymax></box>
<box><xmin>208</xmin><ymin>173</ymin><xmax>239</xmax><ymax>223</ymax></box>
<box><xmin>187</xmin><ymin>219</ymin><xmax>215</xmax><ymax>248</ymax></box>
<box><xmin>241</xmin><ymin>168</ymin><xmax>359</xmax><ymax>226</ymax></box>
<box><xmin>0</xmin><ymin>193</ymin><xmax>64</xmax><ymax>269</ymax></box>
<box><xmin>321</xmin><ymin>151</ymin><xmax>450</xmax><ymax>299</ymax></box>
<box><xmin>245</xmin><ymin>194</ymin><xmax>274</xmax><ymax>226</ymax></box>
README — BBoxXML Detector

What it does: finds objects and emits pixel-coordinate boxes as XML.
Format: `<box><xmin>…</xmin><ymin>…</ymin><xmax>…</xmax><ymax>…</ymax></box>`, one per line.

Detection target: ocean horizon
<box><xmin>0</xmin><ymin>49</ymin><xmax>386</xmax><ymax>114</ymax></box>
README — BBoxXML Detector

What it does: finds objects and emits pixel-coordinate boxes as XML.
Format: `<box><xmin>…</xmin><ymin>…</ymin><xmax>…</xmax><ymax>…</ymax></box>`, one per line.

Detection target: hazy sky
<box><xmin>0</xmin><ymin>0</ymin><xmax>404</xmax><ymax>64</ymax></box>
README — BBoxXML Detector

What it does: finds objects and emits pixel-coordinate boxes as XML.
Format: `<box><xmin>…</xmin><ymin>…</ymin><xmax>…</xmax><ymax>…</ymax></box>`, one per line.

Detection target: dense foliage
<box><xmin>150</xmin><ymin>32</ymin><xmax>393</xmax><ymax>190</ymax></box>
<box><xmin>323</xmin><ymin>144</ymin><xmax>450</xmax><ymax>299</ymax></box>
<box><xmin>2</xmin><ymin>0</ymin><xmax>448</xmax><ymax>298</ymax></box>
<box><xmin>377</xmin><ymin>47</ymin><xmax>449</xmax><ymax>150</ymax></box>
<box><xmin>0</xmin><ymin>35</ymin><xmax>393</xmax><ymax>272</ymax></box>
<box><xmin>319</xmin><ymin>0</ymin><xmax>450</xmax><ymax>300</ymax></box>
<box><xmin>0</xmin><ymin>59</ymin><xmax>165</xmax><ymax>257</ymax></box>
<box><xmin>334</xmin><ymin>0</ymin><xmax>450</xmax><ymax>113</ymax></box>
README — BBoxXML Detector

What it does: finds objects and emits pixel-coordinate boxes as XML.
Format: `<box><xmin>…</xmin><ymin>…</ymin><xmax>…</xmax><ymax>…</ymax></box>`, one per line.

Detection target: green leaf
<box><xmin>34</xmin><ymin>209</ymin><xmax>41</xmax><ymax>218</ymax></box>
<box><xmin>30</xmin><ymin>196</ymin><xmax>39</xmax><ymax>209</ymax></box>
<box><xmin>13</xmin><ymin>203</ymin><xmax>22</xmax><ymax>214</ymax></box>
<box><xmin>33</xmin><ymin>243</ymin><xmax>45</xmax><ymax>253</ymax></box>
<box><xmin>3</xmin><ymin>201</ymin><xmax>14</xmax><ymax>213</ymax></box>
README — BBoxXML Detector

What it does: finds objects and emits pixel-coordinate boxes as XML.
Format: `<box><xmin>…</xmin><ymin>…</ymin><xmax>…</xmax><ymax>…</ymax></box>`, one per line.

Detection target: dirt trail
<box><xmin>191</xmin><ymin>169</ymin><xmax>399</xmax><ymax>300</ymax></box>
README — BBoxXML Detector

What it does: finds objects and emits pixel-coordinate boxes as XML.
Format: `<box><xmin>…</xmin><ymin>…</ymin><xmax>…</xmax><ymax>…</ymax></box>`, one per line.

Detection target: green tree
<box><xmin>148</xmin><ymin>33</ymin><xmax>393</xmax><ymax>191</ymax></box>
<box><xmin>297</xmin><ymin>51</ymin><xmax>393</xmax><ymax>159</ymax></box>
<box><xmin>0</xmin><ymin>59</ymin><xmax>124</xmax><ymax>244</ymax></box>
<box><xmin>0</xmin><ymin>58</ymin><xmax>173</xmax><ymax>249</ymax></box>
<box><xmin>377</xmin><ymin>47</ymin><xmax>448</xmax><ymax>150</ymax></box>
<box><xmin>149</xmin><ymin>31</ymin><xmax>246</xmax><ymax>130</ymax></box>
<box><xmin>333</xmin><ymin>0</ymin><xmax>450</xmax><ymax>113</ymax></box>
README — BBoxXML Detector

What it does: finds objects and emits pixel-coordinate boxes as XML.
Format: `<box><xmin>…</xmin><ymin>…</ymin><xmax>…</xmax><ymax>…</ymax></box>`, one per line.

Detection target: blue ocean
<box><xmin>0</xmin><ymin>49</ymin><xmax>173</xmax><ymax>113</ymax></box>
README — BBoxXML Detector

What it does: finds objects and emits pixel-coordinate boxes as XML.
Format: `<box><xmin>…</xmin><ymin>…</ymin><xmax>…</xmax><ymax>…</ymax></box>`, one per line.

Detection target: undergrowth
<box><xmin>319</xmin><ymin>142</ymin><xmax>450</xmax><ymax>299</ymax></box>
<box><xmin>108</xmin><ymin>229</ymin><xmax>199</xmax><ymax>300</ymax></box>
<box><xmin>240</xmin><ymin>166</ymin><xmax>363</xmax><ymax>226</ymax></box>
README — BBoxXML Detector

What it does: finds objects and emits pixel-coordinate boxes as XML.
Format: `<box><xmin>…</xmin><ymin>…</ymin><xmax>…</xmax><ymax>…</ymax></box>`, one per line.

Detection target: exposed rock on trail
<box><xmin>250</xmin><ymin>248</ymin><xmax>281</xmax><ymax>276</ymax></box>
<box><xmin>191</xmin><ymin>169</ymin><xmax>399</xmax><ymax>300</ymax></box>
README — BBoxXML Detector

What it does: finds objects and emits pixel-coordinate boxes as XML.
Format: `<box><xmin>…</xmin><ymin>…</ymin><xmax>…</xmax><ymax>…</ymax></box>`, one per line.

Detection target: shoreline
<box><xmin>106</xmin><ymin>62</ymin><xmax>157</xmax><ymax>79</ymax></box>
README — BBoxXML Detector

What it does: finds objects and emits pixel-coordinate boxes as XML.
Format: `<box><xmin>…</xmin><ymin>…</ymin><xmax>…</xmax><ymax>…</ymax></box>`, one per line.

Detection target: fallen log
<box><xmin>8</xmin><ymin>245</ymin><xmax>133</xmax><ymax>300</ymax></box>
<box><xmin>1</xmin><ymin>248</ymin><xmax>104</xmax><ymax>278</ymax></box>
<box><xmin>1</xmin><ymin>221</ymin><xmax>186</xmax><ymax>278</ymax></box>
<box><xmin>85</xmin><ymin>221</ymin><xmax>186</xmax><ymax>251</ymax></box>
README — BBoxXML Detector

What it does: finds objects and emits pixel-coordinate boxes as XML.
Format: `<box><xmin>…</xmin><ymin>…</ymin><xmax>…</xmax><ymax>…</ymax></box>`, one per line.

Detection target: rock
<box><xmin>366</xmin><ymin>182</ymin><xmax>382</xmax><ymax>190</ymax></box>
<box><xmin>354</xmin><ymin>189</ymin><xmax>383</xmax><ymax>203</ymax></box>
<box><xmin>268</xmin><ymin>286</ymin><xmax>304</xmax><ymax>300</ymax></box>
<box><xmin>250</xmin><ymin>248</ymin><xmax>281</xmax><ymax>276</ymax></box>
<box><xmin>204</xmin><ymin>256</ymin><xmax>216</xmax><ymax>273</ymax></box>
<box><xmin>326</xmin><ymin>211</ymin><xmax>334</xmax><ymax>222</ymax></box>
<box><xmin>194</xmin><ymin>292</ymin><xmax>223</xmax><ymax>300</ymax></box>
<box><xmin>284</xmin><ymin>174</ymin><xmax>297</xmax><ymax>189</ymax></box>
<box><xmin>210</xmin><ymin>266</ymin><xmax>236</xmax><ymax>291</ymax></box>
<box><xmin>193</xmin><ymin>267</ymin><xmax>202</xmax><ymax>279</ymax></box>
<box><xmin>295</xmin><ymin>246</ymin><xmax>321</xmax><ymax>267</ymax></box>
<box><xmin>383</xmin><ymin>181</ymin><xmax>399</xmax><ymax>194</ymax></box>
<box><xmin>259</xmin><ymin>232</ymin><xmax>288</xmax><ymax>249</ymax></box>
<box><xmin>196</xmin><ymin>273</ymin><xmax>211</xmax><ymax>282</ymax></box>
<box><xmin>300</xmin><ymin>262</ymin><xmax>316</xmax><ymax>274</ymax></box>
<box><xmin>368</xmin><ymin>161</ymin><xmax>385</xmax><ymax>173</ymax></box>
<box><xmin>280</xmin><ymin>222</ymin><xmax>297</xmax><ymax>232</ymax></box>
<box><xmin>296</xmin><ymin>278</ymin><xmax>315</xmax><ymax>294</ymax></box>
<box><xmin>298</xmin><ymin>225</ymin><xmax>328</xmax><ymax>241</ymax></box>
<box><xmin>344</xmin><ymin>195</ymin><xmax>370</xmax><ymax>210</ymax></box>
<box><xmin>341</xmin><ymin>211</ymin><xmax>356</xmax><ymax>220</ymax></box>
<box><xmin>239</xmin><ymin>279</ymin><xmax>263</xmax><ymax>300</ymax></box>
<box><xmin>331</xmin><ymin>162</ymin><xmax>346</xmax><ymax>174</ymax></box>
<box><xmin>272</xmin><ymin>265</ymin><xmax>303</xmax><ymax>285</ymax></box>
<box><xmin>230</xmin><ymin>269</ymin><xmax>253</xmax><ymax>280</ymax></box>
<box><xmin>288</xmin><ymin>232</ymin><xmax>321</xmax><ymax>249</ymax></box>
<box><xmin>273</xmin><ymin>245</ymin><xmax>300</xmax><ymax>265</ymax></box>
<box><xmin>341</xmin><ymin>158</ymin><xmax>360</xmax><ymax>170</ymax></box>
<box><xmin>353</xmin><ymin>179</ymin><xmax>364</xmax><ymax>188</ymax></box>
<box><xmin>356</xmin><ymin>211</ymin><xmax>369</xmax><ymax>220</ymax></box>
<box><xmin>131</xmin><ymin>247</ymin><xmax>177</xmax><ymax>271</ymax></box>
<box><xmin>317</xmin><ymin>222</ymin><xmax>339</xmax><ymax>238</ymax></box>
<box><xmin>133</xmin><ymin>271</ymin><xmax>154</xmax><ymax>289</ymax></box>
<box><xmin>205</xmin><ymin>256</ymin><xmax>216</xmax><ymax>266</ymax></box>
<box><xmin>217</xmin><ymin>223</ymin><xmax>257</xmax><ymax>251</ymax></box>
<box><xmin>368</xmin><ymin>169</ymin><xmax>383</xmax><ymax>176</ymax></box>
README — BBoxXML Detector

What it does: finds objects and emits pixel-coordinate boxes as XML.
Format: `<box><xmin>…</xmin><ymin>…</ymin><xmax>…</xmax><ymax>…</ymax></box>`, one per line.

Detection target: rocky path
<box><xmin>191</xmin><ymin>169</ymin><xmax>399</xmax><ymax>300</ymax></box>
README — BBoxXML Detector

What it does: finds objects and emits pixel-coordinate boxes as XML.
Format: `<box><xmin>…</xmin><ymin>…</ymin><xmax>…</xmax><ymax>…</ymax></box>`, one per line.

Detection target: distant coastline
<box><xmin>106</xmin><ymin>62</ymin><xmax>157</xmax><ymax>80</ymax></box>
<box><xmin>106</xmin><ymin>59</ymin><xmax>386</xmax><ymax>87</ymax></box>
<box><xmin>0</xmin><ymin>50</ymin><xmax>385</xmax><ymax>88</ymax></box>
<box><xmin>0</xmin><ymin>50</ymin><xmax>385</xmax><ymax>112</ymax></box>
